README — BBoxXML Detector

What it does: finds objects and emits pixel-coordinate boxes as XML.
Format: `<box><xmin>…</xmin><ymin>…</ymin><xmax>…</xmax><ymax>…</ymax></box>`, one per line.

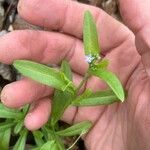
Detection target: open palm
<box><xmin>0</xmin><ymin>0</ymin><xmax>150</xmax><ymax>150</ymax></box>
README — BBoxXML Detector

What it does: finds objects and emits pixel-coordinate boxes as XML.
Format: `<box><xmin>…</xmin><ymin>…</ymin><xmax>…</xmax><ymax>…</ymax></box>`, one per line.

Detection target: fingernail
<box><xmin>0</xmin><ymin>84</ymin><xmax>12</xmax><ymax>105</ymax></box>
<box><xmin>1</xmin><ymin>89</ymin><xmax>7</xmax><ymax>104</ymax></box>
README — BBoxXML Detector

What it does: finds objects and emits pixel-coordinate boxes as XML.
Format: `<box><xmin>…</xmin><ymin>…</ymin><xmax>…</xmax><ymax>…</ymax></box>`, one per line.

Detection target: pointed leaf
<box><xmin>89</xmin><ymin>68</ymin><xmax>125</xmax><ymax>101</ymax></box>
<box><xmin>33</xmin><ymin>131</ymin><xmax>44</xmax><ymax>147</ymax></box>
<box><xmin>22</xmin><ymin>104</ymin><xmax>30</xmax><ymax>115</ymax></box>
<box><xmin>14</xmin><ymin>121</ymin><xmax>24</xmax><ymax>134</ymax></box>
<box><xmin>96</xmin><ymin>59</ymin><xmax>109</xmax><ymax>69</ymax></box>
<box><xmin>37</xmin><ymin>141</ymin><xmax>58</xmax><ymax>150</ymax></box>
<box><xmin>0</xmin><ymin>128</ymin><xmax>11</xmax><ymax>150</ymax></box>
<box><xmin>32</xmin><ymin>148</ymin><xmax>40</xmax><ymax>150</ymax></box>
<box><xmin>13</xmin><ymin>60</ymin><xmax>74</xmax><ymax>92</ymax></box>
<box><xmin>13</xmin><ymin>129</ymin><xmax>28</xmax><ymax>150</ymax></box>
<box><xmin>56</xmin><ymin>121</ymin><xmax>92</xmax><ymax>136</ymax></box>
<box><xmin>50</xmin><ymin>90</ymin><xmax>75</xmax><ymax>126</ymax></box>
<box><xmin>0</xmin><ymin>121</ymin><xmax>14</xmax><ymax>131</ymax></box>
<box><xmin>83</xmin><ymin>10</ymin><xmax>100</xmax><ymax>63</ymax></box>
<box><xmin>50</xmin><ymin>61</ymin><xmax>75</xmax><ymax>126</ymax></box>
<box><xmin>43</xmin><ymin>127</ymin><xmax>65</xmax><ymax>150</ymax></box>
<box><xmin>0</xmin><ymin>103</ymin><xmax>23</xmax><ymax>119</ymax></box>
<box><xmin>72</xmin><ymin>89</ymin><xmax>119</xmax><ymax>106</ymax></box>
<box><xmin>61</xmin><ymin>60</ymin><xmax>72</xmax><ymax>81</ymax></box>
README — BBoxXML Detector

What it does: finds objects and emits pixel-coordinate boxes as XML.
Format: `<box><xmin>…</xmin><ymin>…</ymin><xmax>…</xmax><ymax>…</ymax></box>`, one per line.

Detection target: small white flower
<box><xmin>85</xmin><ymin>55</ymin><xmax>95</xmax><ymax>63</ymax></box>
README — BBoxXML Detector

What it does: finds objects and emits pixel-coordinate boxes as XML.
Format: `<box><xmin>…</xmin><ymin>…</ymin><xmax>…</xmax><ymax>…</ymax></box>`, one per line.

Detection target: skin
<box><xmin>0</xmin><ymin>0</ymin><xmax>150</xmax><ymax>149</ymax></box>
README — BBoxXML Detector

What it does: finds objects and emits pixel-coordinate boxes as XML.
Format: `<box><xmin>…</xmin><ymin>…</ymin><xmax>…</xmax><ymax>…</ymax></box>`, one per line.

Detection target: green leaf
<box><xmin>96</xmin><ymin>59</ymin><xmax>109</xmax><ymax>69</ymax></box>
<box><xmin>50</xmin><ymin>61</ymin><xmax>75</xmax><ymax>126</ymax></box>
<box><xmin>13</xmin><ymin>60</ymin><xmax>74</xmax><ymax>92</ymax></box>
<box><xmin>50</xmin><ymin>90</ymin><xmax>74</xmax><ymax>126</ymax></box>
<box><xmin>43</xmin><ymin>127</ymin><xmax>65</xmax><ymax>150</ymax></box>
<box><xmin>14</xmin><ymin>121</ymin><xmax>24</xmax><ymax>134</ymax></box>
<box><xmin>56</xmin><ymin>121</ymin><xmax>92</xmax><ymax>136</ymax></box>
<box><xmin>0</xmin><ymin>128</ymin><xmax>11</xmax><ymax>150</ymax></box>
<box><xmin>89</xmin><ymin>68</ymin><xmax>125</xmax><ymax>101</ymax></box>
<box><xmin>0</xmin><ymin>121</ymin><xmax>14</xmax><ymax>131</ymax></box>
<box><xmin>61</xmin><ymin>60</ymin><xmax>72</xmax><ymax>81</ymax></box>
<box><xmin>0</xmin><ymin>103</ymin><xmax>23</xmax><ymax>119</ymax></box>
<box><xmin>32</xmin><ymin>148</ymin><xmax>40</xmax><ymax>150</ymax></box>
<box><xmin>22</xmin><ymin>104</ymin><xmax>30</xmax><ymax>115</ymax></box>
<box><xmin>13</xmin><ymin>129</ymin><xmax>28</xmax><ymax>150</ymax></box>
<box><xmin>72</xmin><ymin>89</ymin><xmax>119</xmax><ymax>106</ymax></box>
<box><xmin>40</xmin><ymin>141</ymin><xmax>58</xmax><ymax>150</ymax></box>
<box><xmin>33</xmin><ymin>131</ymin><xmax>44</xmax><ymax>147</ymax></box>
<box><xmin>83</xmin><ymin>10</ymin><xmax>100</xmax><ymax>63</ymax></box>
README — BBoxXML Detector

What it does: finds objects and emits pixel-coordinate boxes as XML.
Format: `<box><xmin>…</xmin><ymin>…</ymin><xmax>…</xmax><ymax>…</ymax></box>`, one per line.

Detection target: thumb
<box><xmin>119</xmin><ymin>0</ymin><xmax>150</xmax><ymax>76</ymax></box>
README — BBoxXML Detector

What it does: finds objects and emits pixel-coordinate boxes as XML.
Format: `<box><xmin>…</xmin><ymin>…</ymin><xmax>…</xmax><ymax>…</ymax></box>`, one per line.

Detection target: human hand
<box><xmin>0</xmin><ymin>0</ymin><xmax>150</xmax><ymax>149</ymax></box>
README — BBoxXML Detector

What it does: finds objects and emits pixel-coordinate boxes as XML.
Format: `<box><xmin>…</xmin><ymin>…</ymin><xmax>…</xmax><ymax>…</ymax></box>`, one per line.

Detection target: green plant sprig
<box><xmin>0</xmin><ymin>10</ymin><xmax>125</xmax><ymax>149</ymax></box>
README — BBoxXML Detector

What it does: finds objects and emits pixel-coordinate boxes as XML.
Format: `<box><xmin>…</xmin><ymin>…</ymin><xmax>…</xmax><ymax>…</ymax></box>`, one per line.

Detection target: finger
<box><xmin>1</xmin><ymin>70</ymin><xmax>83</xmax><ymax>108</ymax></box>
<box><xmin>24</xmin><ymin>98</ymin><xmax>51</xmax><ymax>130</ymax></box>
<box><xmin>0</xmin><ymin>29</ymin><xmax>139</xmax><ymax>87</ymax></box>
<box><xmin>18</xmin><ymin>0</ymin><xmax>130</xmax><ymax>51</ymax></box>
<box><xmin>119</xmin><ymin>0</ymin><xmax>150</xmax><ymax>76</ymax></box>
<box><xmin>0</xmin><ymin>29</ymin><xmax>139</xmax><ymax>108</ymax></box>
<box><xmin>25</xmin><ymin>72</ymin><xmax>84</xmax><ymax>129</ymax></box>
<box><xmin>119</xmin><ymin>0</ymin><xmax>150</xmax><ymax>33</ymax></box>
<box><xmin>61</xmin><ymin>105</ymin><xmax>77</xmax><ymax>124</ymax></box>
<box><xmin>0</xmin><ymin>78</ymin><xmax>52</xmax><ymax>108</ymax></box>
<box><xmin>0</xmin><ymin>30</ymin><xmax>88</xmax><ymax>74</ymax></box>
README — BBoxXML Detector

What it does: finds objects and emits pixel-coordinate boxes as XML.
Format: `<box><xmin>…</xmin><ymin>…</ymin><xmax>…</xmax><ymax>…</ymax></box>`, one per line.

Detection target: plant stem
<box><xmin>76</xmin><ymin>72</ymin><xmax>90</xmax><ymax>95</ymax></box>
<box><xmin>66</xmin><ymin>131</ymin><xmax>85</xmax><ymax>150</ymax></box>
<box><xmin>52</xmin><ymin>129</ymin><xmax>65</xmax><ymax>150</ymax></box>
